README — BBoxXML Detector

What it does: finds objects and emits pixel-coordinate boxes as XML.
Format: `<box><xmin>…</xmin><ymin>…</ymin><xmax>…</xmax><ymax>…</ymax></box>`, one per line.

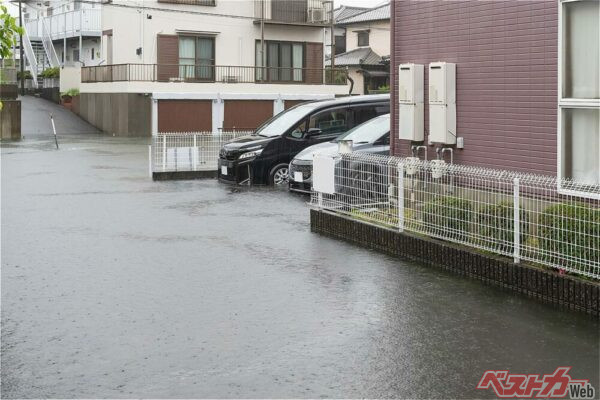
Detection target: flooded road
<box><xmin>1</xmin><ymin>98</ymin><xmax>598</xmax><ymax>398</ymax></box>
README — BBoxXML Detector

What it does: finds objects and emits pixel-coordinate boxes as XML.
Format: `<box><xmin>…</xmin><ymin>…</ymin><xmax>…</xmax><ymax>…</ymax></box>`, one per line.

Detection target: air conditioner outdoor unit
<box><xmin>307</xmin><ymin>8</ymin><xmax>325</xmax><ymax>23</ymax></box>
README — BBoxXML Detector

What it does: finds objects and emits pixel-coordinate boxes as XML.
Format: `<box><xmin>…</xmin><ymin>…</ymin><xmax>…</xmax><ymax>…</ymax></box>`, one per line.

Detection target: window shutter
<box><xmin>305</xmin><ymin>42</ymin><xmax>323</xmax><ymax>84</ymax></box>
<box><xmin>157</xmin><ymin>34</ymin><xmax>179</xmax><ymax>82</ymax></box>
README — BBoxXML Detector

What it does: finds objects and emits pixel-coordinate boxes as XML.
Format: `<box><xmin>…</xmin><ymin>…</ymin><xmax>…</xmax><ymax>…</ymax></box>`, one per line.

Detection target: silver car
<box><xmin>289</xmin><ymin>114</ymin><xmax>390</xmax><ymax>193</ymax></box>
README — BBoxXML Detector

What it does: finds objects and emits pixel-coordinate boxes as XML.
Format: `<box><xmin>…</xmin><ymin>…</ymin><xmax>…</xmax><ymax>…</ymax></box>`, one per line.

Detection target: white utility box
<box><xmin>398</xmin><ymin>63</ymin><xmax>424</xmax><ymax>141</ymax></box>
<box><xmin>429</xmin><ymin>62</ymin><xmax>456</xmax><ymax>145</ymax></box>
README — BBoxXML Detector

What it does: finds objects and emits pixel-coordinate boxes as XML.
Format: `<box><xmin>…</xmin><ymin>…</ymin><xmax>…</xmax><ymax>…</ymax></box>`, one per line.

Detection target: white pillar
<box><xmin>513</xmin><ymin>177</ymin><xmax>520</xmax><ymax>264</ymax></box>
<box><xmin>398</xmin><ymin>163</ymin><xmax>405</xmax><ymax>232</ymax></box>
<box><xmin>212</xmin><ymin>97</ymin><xmax>224</xmax><ymax>134</ymax></box>
<box><xmin>151</xmin><ymin>97</ymin><xmax>158</xmax><ymax>136</ymax></box>
<box><xmin>273</xmin><ymin>97</ymin><xmax>284</xmax><ymax>115</ymax></box>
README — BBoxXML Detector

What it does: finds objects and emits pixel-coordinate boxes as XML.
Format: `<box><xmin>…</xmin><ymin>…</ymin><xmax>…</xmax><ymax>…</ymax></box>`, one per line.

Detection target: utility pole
<box><xmin>329</xmin><ymin>1</ymin><xmax>334</xmax><ymax>83</ymax></box>
<box><xmin>19</xmin><ymin>0</ymin><xmax>25</xmax><ymax>96</ymax></box>
<box><xmin>260</xmin><ymin>0</ymin><xmax>265</xmax><ymax>83</ymax></box>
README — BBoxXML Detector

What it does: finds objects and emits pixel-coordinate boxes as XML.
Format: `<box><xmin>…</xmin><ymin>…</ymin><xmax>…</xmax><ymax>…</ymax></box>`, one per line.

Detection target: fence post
<box><xmin>513</xmin><ymin>177</ymin><xmax>520</xmax><ymax>264</ymax></box>
<box><xmin>193</xmin><ymin>134</ymin><xmax>197</xmax><ymax>170</ymax></box>
<box><xmin>398</xmin><ymin>163</ymin><xmax>405</xmax><ymax>232</ymax></box>
<box><xmin>162</xmin><ymin>134</ymin><xmax>167</xmax><ymax>172</ymax></box>
<box><xmin>148</xmin><ymin>144</ymin><xmax>152</xmax><ymax>178</ymax></box>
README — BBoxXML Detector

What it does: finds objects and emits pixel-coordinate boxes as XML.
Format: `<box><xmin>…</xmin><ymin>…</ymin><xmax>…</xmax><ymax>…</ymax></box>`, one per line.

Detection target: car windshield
<box><xmin>335</xmin><ymin>114</ymin><xmax>390</xmax><ymax>143</ymax></box>
<box><xmin>255</xmin><ymin>104</ymin><xmax>321</xmax><ymax>137</ymax></box>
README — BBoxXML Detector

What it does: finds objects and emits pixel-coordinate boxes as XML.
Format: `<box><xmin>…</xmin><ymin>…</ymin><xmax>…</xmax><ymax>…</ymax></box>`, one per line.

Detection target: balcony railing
<box><xmin>81</xmin><ymin>64</ymin><xmax>347</xmax><ymax>85</ymax></box>
<box><xmin>254</xmin><ymin>0</ymin><xmax>331</xmax><ymax>25</ymax></box>
<box><xmin>25</xmin><ymin>9</ymin><xmax>101</xmax><ymax>40</ymax></box>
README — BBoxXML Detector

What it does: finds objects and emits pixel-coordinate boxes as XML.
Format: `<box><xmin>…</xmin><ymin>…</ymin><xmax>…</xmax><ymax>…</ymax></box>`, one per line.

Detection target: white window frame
<box><xmin>557</xmin><ymin>0</ymin><xmax>600</xmax><ymax>199</ymax></box>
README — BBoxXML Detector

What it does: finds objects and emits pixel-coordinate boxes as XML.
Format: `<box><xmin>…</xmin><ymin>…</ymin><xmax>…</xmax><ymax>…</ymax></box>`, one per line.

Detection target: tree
<box><xmin>0</xmin><ymin>2</ymin><xmax>23</xmax><ymax>58</ymax></box>
<box><xmin>0</xmin><ymin>1</ymin><xmax>24</xmax><ymax>110</ymax></box>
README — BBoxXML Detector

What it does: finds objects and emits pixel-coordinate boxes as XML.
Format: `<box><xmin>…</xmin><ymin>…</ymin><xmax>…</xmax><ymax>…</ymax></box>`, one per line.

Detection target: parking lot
<box><xmin>1</xmin><ymin>97</ymin><xmax>598</xmax><ymax>398</ymax></box>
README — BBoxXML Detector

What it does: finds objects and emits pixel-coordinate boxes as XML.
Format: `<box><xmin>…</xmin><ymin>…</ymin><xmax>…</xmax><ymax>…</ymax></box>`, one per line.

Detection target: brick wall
<box><xmin>391</xmin><ymin>1</ymin><xmax>558</xmax><ymax>175</ymax></box>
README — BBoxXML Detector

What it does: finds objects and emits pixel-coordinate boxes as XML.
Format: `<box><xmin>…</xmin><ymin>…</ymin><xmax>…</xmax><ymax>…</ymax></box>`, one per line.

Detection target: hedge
<box><xmin>538</xmin><ymin>203</ymin><xmax>600</xmax><ymax>270</ymax></box>
<box><xmin>476</xmin><ymin>201</ymin><xmax>529</xmax><ymax>253</ymax></box>
<box><xmin>423</xmin><ymin>196</ymin><xmax>473</xmax><ymax>240</ymax></box>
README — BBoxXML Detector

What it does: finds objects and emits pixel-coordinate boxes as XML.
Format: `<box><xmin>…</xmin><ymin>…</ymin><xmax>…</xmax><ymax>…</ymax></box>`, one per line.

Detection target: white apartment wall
<box><xmin>54</xmin><ymin>38</ymin><xmax>102</xmax><ymax>66</ymax></box>
<box><xmin>102</xmin><ymin>0</ymin><xmax>325</xmax><ymax>66</ymax></box>
<box><xmin>60</xmin><ymin>65</ymin><xmax>81</xmax><ymax>92</ymax></box>
<box><xmin>345</xmin><ymin>20</ymin><xmax>389</xmax><ymax>56</ymax></box>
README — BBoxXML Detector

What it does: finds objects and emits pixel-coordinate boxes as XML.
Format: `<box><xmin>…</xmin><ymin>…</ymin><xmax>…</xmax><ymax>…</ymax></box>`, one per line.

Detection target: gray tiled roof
<box><xmin>337</xmin><ymin>2</ymin><xmax>390</xmax><ymax>24</ymax></box>
<box><xmin>325</xmin><ymin>47</ymin><xmax>383</xmax><ymax>67</ymax></box>
<box><xmin>333</xmin><ymin>5</ymin><xmax>369</xmax><ymax>22</ymax></box>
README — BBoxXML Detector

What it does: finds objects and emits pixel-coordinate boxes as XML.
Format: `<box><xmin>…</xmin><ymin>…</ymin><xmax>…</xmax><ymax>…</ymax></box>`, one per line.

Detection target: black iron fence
<box><xmin>81</xmin><ymin>64</ymin><xmax>347</xmax><ymax>85</ymax></box>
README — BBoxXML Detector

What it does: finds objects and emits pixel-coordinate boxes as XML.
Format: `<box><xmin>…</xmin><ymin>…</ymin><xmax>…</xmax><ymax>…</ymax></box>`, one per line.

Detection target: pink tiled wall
<box><xmin>391</xmin><ymin>0</ymin><xmax>558</xmax><ymax>175</ymax></box>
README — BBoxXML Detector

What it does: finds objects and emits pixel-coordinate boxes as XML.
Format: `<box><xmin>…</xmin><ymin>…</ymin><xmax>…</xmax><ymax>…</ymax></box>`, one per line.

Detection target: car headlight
<box><xmin>238</xmin><ymin>149</ymin><xmax>263</xmax><ymax>160</ymax></box>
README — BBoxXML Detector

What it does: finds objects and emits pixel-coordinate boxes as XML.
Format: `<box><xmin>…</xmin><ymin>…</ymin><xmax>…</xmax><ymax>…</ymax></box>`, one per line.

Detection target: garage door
<box><xmin>223</xmin><ymin>100</ymin><xmax>274</xmax><ymax>131</ymax></box>
<box><xmin>158</xmin><ymin>100</ymin><xmax>212</xmax><ymax>132</ymax></box>
<box><xmin>284</xmin><ymin>100</ymin><xmax>308</xmax><ymax>110</ymax></box>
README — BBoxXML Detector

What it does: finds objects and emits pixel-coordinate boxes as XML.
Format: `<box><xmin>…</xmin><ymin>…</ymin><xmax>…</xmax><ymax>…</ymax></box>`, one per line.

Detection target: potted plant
<box><xmin>60</xmin><ymin>88</ymin><xmax>79</xmax><ymax>110</ymax></box>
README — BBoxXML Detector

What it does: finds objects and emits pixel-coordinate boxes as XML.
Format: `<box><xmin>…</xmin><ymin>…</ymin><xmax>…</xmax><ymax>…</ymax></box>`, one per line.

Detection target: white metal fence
<box><xmin>311</xmin><ymin>153</ymin><xmax>600</xmax><ymax>280</ymax></box>
<box><xmin>150</xmin><ymin>131</ymin><xmax>252</xmax><ymax>174</ymax></box>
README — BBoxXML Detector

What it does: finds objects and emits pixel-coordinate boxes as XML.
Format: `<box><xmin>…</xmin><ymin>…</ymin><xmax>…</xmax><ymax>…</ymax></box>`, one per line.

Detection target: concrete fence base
<box><xmin>152</xmin><ymin>170</ymin><xmax>217</xmax><ymax>181</ymax></box>
<box><xmin>310</xmin><ymin>209</ymin><xmax>599</xmax><ymax>316</ymax></box>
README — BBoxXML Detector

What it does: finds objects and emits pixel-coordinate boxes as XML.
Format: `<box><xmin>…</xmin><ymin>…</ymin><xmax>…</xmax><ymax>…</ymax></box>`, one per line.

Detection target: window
<box><xmin>357</xmin><ymin>31</ymin><xmax>369</xmax><ymax>47</ymax></box>
<box><xmin>91</xmin><ymin>48</ymin><xmax>95</xmax><ymax>60</ymax></box>
<box><xmin>558</xmin><ymin>0</ymin><xmax>600</xmax><ymax>196</ymax></box>
<box><xmin>178</xmin><ymin>36</ymin><xmax>215</xmax><ymax>80</ymax></box>
<box><xmin>255</xmin><ymin>40</ymin><xmax>304</xmax><ymax>82</ymax></box>
<box><xmin>307</xmin><ymin>107</ymin><xmax>348</xmax><ymax>136</ymax></box>
<box><xmin>352</xmin><ymin>104</ymin><xmax>390</xmax><ymax>126</ymax></box>
<box><xmin>74</xmin><ymin>1</ymin><xmax>81</xmax><ymax>11</ymax></box>
<box><xmin>73</xmin><ymin>49</ymin><xmax>80</xmax><ymax>62</ymax></box>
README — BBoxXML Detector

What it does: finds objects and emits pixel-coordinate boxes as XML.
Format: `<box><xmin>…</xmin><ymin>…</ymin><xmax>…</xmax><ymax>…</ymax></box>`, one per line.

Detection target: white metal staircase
<box><xmin>21</xmin><ymin>29</ymin><xmax>39</xmax><ymax>86</ymax></box>
<box><xmin>41</xmin><ymin>18</ymin><xmax>60</xmax><ymax>68</ymax></box>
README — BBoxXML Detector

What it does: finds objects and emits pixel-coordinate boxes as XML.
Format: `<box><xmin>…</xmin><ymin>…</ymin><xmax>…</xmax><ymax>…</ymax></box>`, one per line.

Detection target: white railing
<box><xmin>42</xmin><ymin>78</ymin><xmax>60</xmax><ymax>88</ymax></box>
<box><xmin>25</xmin><ymin>9</ymin><xmax>101</xmax><ymax>40</ymax></box>
<box><xmin>310</xmin><ymin>153</ymin><xmax>600</xmax><ymax>280</ymax></box>
<box><xmin>150</xmin><ymin>131</ymin><xmax>252</xmax><ymax>173</ymax></box>
<box><xmin>21</xmin><ymin>30</ymin><xmax>39</xmax><ymax>86</ymax></box>
<box><xmin>41</xmin><ymin>19</ymin><xmax>61</xmax><ymax>68</ymax></box>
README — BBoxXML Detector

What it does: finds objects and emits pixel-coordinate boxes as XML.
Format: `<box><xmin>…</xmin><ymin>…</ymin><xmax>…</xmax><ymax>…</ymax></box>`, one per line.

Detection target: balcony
<box><xmin>81</xmin><ymin>64</ymin><xmax>347</xmax><ymax>85</ymax></box>
<box><xmin>254</xmin><ymin>0</ymin><xmax>332</xmax><ymax>26</ymax></box>
<box><xmin>25</xmin><ymin>9</ymin><xmax>101</xmax><ymax>41</ymax></box>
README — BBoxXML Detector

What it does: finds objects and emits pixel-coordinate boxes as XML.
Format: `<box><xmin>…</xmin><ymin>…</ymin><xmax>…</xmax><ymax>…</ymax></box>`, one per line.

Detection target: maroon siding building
<box><xmin>391</xmin><ymin>1</ymin><xmax>567</xmax><ymax>176</ymax></box>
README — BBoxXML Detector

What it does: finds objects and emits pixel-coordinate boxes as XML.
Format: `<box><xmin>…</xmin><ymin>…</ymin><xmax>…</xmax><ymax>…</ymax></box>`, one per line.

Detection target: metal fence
<box><xmin>150</xmin><ymin>131</ymin><xmax>252</xmax><ymax>173</ymax></box>
<box><xmin>82</xmin><ymin>64</ymin><xmax>347</xmax><ymax>85</ymax></box>
<box><xmin>310</xmin><ymin>153</ymin><xmax>600</xmax><ymax>280</ymax></box>
<box><xmin>0</xmin><ymin>68</ymin><xmax>17</xmax><ymax>84</ymax></box>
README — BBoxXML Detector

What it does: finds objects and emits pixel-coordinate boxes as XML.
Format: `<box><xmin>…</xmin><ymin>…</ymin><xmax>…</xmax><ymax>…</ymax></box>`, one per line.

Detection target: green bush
<box><xmin>40</xmin><ymin>67</ymin><xmax>60</xmax><ymax>78</ymax></box>
<box><xmin>538</xmin><ymin>203</ymin><xmax>600</xmax><ymax>269</ymax></box>
<box><xmin>17</xmin><ymin>70</ymin><xmax>32</xmax><ymax>80</ymax></box>
<box><xmin>61</xmin><ymin>88</ymin><xmax>79</xmax><ymax>98</ymax></box>
<box><xmin>423</xmin><ymin>196</ymin><xmax>473</xmax><ymax>240</ymax></box>
<box><xmin>476</xmin><ymin>201</ymin><xmax>529</xmax><ymax>253</ymax></box>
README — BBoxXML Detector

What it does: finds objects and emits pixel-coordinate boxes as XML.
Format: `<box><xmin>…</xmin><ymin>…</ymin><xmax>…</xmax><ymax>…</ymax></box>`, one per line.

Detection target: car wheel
<box><xmin>269</xmin><ymin>164</ymin><xmax>289</xmax><ymax>186</ymax></box>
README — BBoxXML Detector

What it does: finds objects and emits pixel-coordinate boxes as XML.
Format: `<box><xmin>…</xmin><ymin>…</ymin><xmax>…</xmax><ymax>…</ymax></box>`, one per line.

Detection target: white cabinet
<box><xmin>429</xmin><ymin>62</ymin><xmax>456</xmax><ymax>144</ymax></box>
<box><xmin>398</xmin><ymin>63</ymin><xmax>424</xmax><ymax>141</ymax></box>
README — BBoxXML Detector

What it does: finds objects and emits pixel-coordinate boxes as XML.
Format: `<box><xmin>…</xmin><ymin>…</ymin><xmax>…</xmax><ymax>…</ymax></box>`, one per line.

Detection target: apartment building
<box><xmin>390</xmin><ymin>0</ymin><xmax>599</xmax><ymax>196</ymax></box>
<box><xmin>20</xmin><ymin>0</ymin><xmax>102</xmax><ymax>86</ymax></box>
<box><xmin>77</xmin><ymin>0</ymin><xmax>348</xmax><ymax>136</ymax></box>
<box><xmin>327</xmin><ymin>2</ymin><xmax>390</xmax><ymax>95</ymax></box>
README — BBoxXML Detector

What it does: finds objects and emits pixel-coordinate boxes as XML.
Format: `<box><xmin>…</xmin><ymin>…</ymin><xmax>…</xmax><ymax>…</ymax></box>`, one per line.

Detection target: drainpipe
<box><xmin>347</xmin><ymin>74</ymin><xmax>354</xmax><ymax>95</ymax></box>
<box><xmin>412</xmin><ymin>145</ymin><xmax>427</xmax><ymax>161</ymax></box>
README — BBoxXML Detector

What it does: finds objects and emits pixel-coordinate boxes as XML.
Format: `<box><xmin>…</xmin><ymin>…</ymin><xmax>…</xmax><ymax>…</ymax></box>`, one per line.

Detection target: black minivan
<box><xmin>218</xmin><ymin>94</ymin><xmax>389</xmax><ymax>185</ymax></box>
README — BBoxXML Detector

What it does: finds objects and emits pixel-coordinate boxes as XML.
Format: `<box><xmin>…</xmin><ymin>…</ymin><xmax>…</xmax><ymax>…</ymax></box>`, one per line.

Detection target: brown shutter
<box><xmin>305</xmin><ymin>42</ymin><xmax>323</xmax><ymax>84</ymax></box>
<box><xmin>157</xmin><ymin>34</ymin><xmax>179</xmax><ymax>82</ymax></box>
<box><xmin>223</xmin><ymin>100</ymin><xmax>274</xmax><ymax>131</ymax></box>
<box><xmin>158</xmin><ymin>100</ymin><xmax>213</xmax><ymax>133</ymax></box>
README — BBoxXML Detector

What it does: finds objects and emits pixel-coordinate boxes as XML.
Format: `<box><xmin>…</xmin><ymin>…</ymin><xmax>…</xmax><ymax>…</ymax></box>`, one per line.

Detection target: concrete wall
<box><xmin>345</xmin><ymin>19</ymin><xmax>390</xmax><ymax>56</ymax></box>
<box><xmin>390</xmin><ymin>0</ymin><xmax>558</xmax><ymax>175</ymax></box>
<box><xmin>60</xmin><ymin>65</ymin><xmax>81</xmax><ymax>92</ymax></box>
<box><xmin>103</xmin><ymin>0</ymin><xmax>326</xmax><ymax>66</ymax></box>
<box><xmin>76</xmin><ymin>92</ymin><xmax>151</xmax><ymax>136</ymax></box>
<box><xmin>0</xmin><ymin>100</ymin><xmax>21</xmax><ymax>140</ymax></box>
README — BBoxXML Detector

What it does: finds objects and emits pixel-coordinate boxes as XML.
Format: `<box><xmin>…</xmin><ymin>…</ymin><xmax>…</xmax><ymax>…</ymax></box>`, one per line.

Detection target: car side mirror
<box><xmin>306</xmin><ymin>128</ymin><xmax>322</xmax><ymax>138</ymax></box>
